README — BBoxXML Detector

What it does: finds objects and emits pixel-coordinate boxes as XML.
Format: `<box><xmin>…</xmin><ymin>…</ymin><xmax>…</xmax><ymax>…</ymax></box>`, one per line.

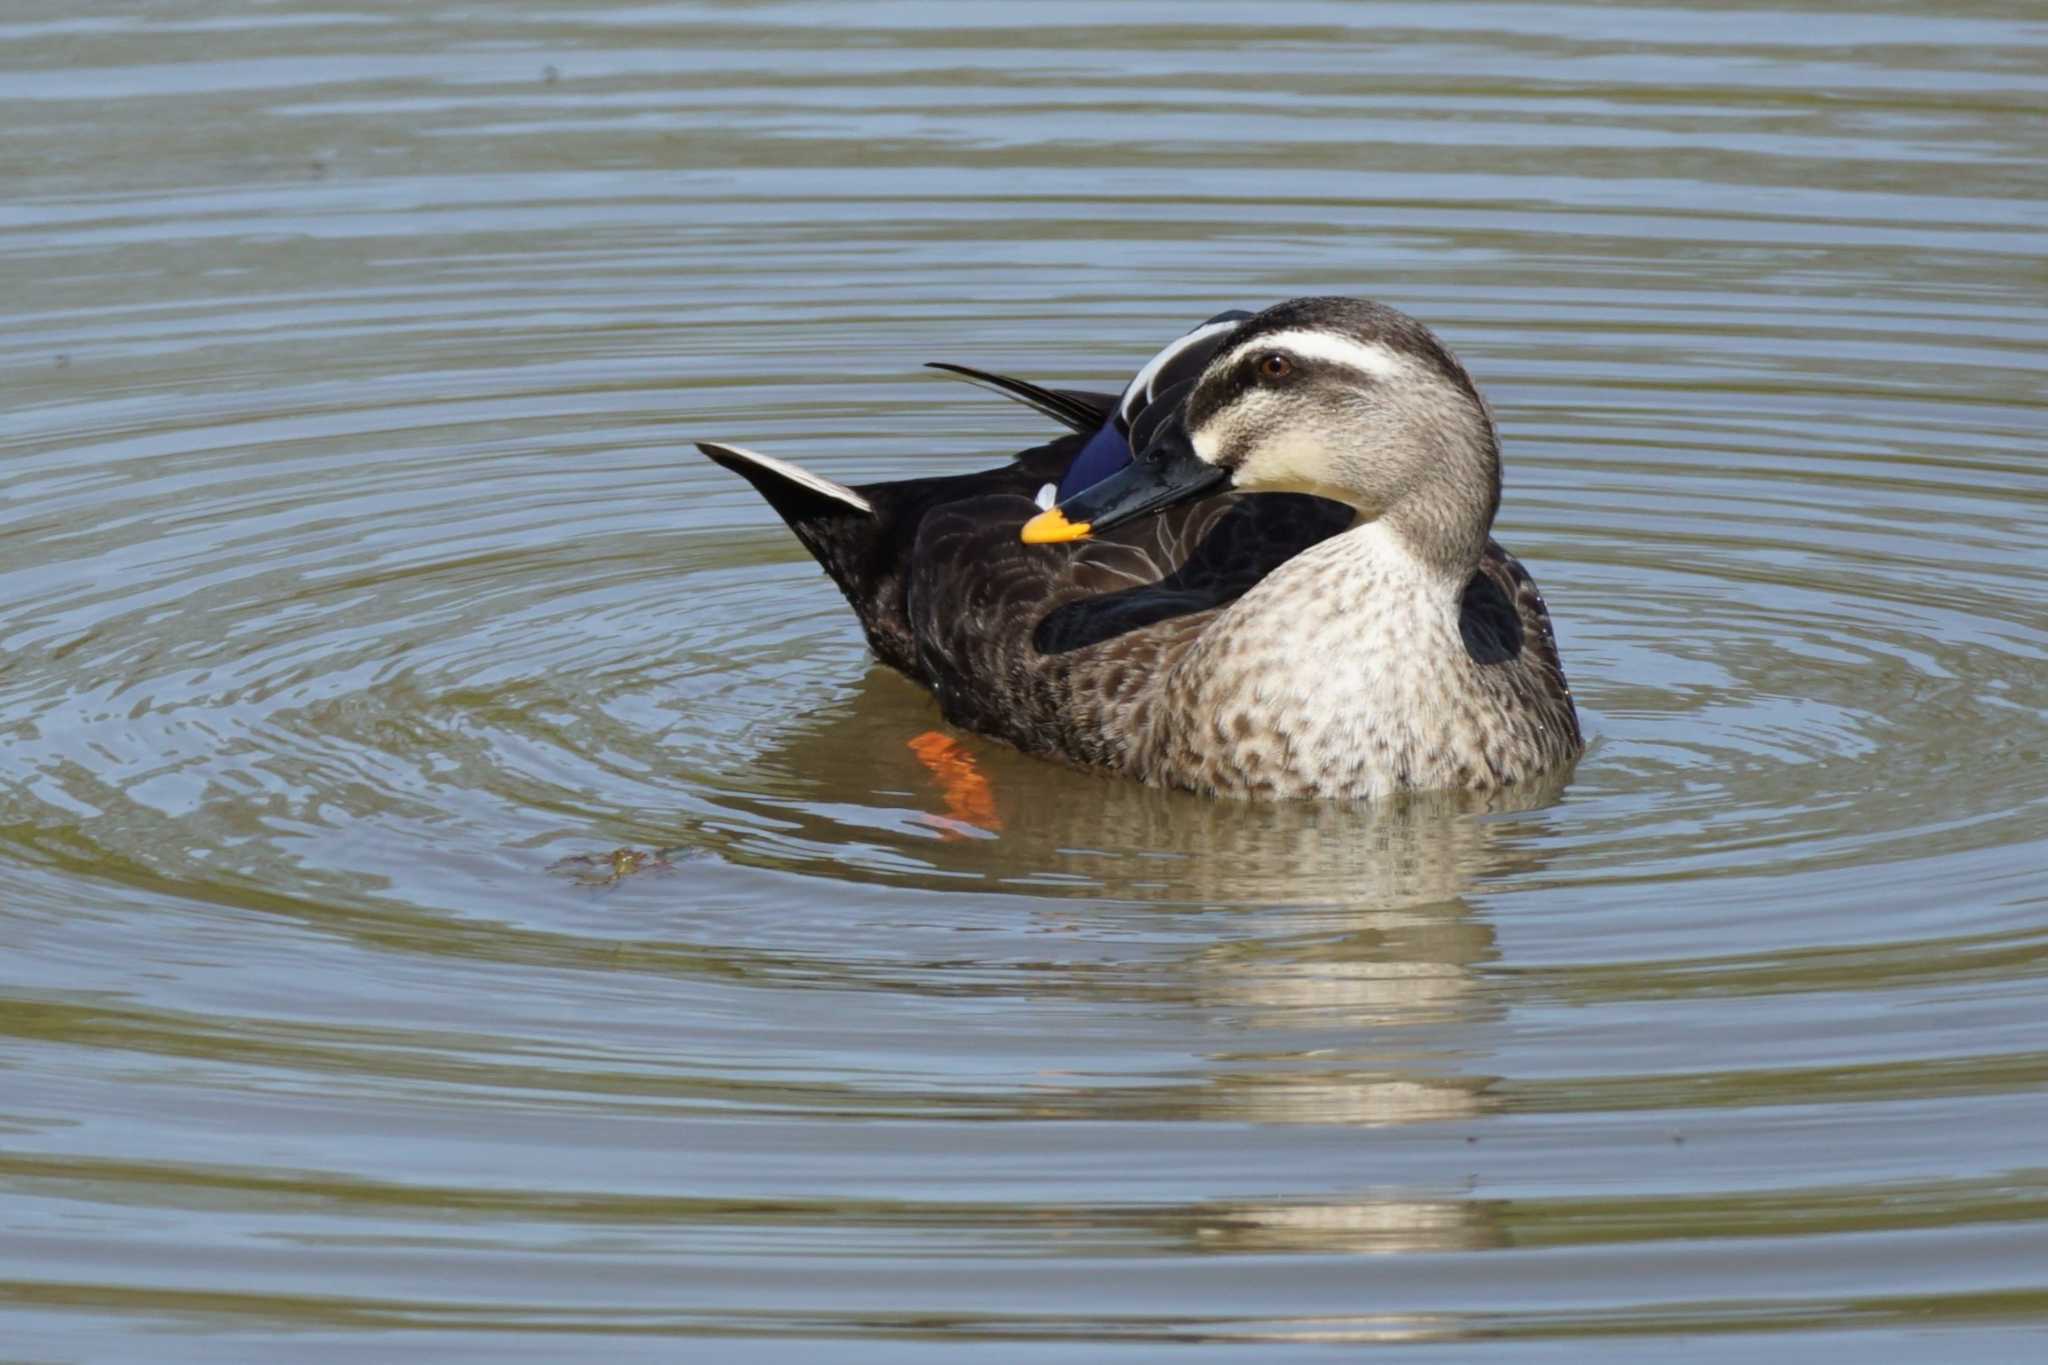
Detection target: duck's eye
<box><xmin>1257</xmin><ymin>353</ymin><xmax>1293</xmax><ymax>380</ymax></box>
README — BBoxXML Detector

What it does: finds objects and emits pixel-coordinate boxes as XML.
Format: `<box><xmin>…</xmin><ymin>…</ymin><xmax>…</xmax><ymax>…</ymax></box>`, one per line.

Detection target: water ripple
<box><xmin>2</xmin><ymin>0</ymin><xmax>2045</xmax><ymax>1355</ymax></box>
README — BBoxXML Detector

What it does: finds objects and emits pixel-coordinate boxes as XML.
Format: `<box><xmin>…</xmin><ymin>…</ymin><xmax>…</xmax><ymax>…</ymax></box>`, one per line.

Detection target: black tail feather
<box><xmin>924</xmin><ymin>363</ymin><xmax>1113</xmax><ymax>434</ymax></box>
<box><xmin>697</xmin><ymin>440</ymin><xmax>931</xmax><ymax>672</ymax></box>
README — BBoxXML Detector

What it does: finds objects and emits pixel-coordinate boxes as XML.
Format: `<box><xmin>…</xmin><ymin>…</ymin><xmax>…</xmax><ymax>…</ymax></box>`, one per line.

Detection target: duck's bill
<box><xmin>1019</xmin><ymin>427</ymin><xmax>1228</xmax><ymax>544</ymax></box>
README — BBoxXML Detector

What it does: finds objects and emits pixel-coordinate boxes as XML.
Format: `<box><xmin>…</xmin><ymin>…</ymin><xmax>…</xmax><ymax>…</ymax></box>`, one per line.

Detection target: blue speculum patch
<box><xmin>1056</xmin><ymin>422</ymin><xmax>1133</xmax><ymax>501</ymax></box>
<box><xmin>1054</xmin><ymin>309</ymin><xmax>1253</xmax><ymax>501</ymax></box>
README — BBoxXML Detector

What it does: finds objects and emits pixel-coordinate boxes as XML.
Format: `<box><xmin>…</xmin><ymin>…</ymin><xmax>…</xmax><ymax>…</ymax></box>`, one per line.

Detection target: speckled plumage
<box><xmin>701</xmin><ymin>297</ymin><xmax>1583</xmax><ymax>801</ymax></box>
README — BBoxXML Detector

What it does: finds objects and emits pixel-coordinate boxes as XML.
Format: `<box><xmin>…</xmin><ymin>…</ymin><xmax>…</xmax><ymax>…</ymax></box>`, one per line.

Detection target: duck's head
<box><xmin>1021</xmin><ymin>297</ymin><xmax>1502</xmax><ymax>572</ymax></box>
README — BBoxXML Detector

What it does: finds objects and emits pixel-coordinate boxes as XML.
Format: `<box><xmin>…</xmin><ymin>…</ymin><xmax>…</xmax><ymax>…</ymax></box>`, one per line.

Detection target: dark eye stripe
<box><xmin>1189</xmin><ymin>353</ymin><xmax>1363</xmax><ymax>431</ymax></box>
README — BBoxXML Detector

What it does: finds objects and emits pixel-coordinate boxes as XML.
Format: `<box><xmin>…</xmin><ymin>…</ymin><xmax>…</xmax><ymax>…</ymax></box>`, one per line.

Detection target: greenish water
<box><xmin>3</xmin><ymin>2</ymin><xmax>2045</xmax><ymax>1359</ymax></box>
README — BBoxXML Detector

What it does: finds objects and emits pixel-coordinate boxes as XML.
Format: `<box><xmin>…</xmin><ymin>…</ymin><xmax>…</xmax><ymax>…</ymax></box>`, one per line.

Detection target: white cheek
<box><xmin>1206</xmin><ymin>396</ymin><xmax>1344</xmax><ymax>497</ymax></box>
<box><xmin>1248</xmin><ymin>438</ymin><xmax>1358</xmax><ymax>505</ymax></box>
<box><xmin>1251</xmin><ymin>438</ymin><xmax>1331</xmax><ymax>492</ymax></box>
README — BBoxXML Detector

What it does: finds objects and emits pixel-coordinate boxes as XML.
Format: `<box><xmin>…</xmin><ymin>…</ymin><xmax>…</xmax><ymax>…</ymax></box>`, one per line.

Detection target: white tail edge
<box><xmin>697</xmin><ymin>442</ymin><xmax>874</xmax><ymax>514</ymax></box>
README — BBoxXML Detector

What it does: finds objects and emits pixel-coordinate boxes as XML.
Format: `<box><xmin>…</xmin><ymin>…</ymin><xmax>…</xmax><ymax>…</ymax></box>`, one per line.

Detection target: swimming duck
<box><xmin>699</xmin><ymin>296</ymin><xmax>1581</xmax><ymax>800</ymax></box>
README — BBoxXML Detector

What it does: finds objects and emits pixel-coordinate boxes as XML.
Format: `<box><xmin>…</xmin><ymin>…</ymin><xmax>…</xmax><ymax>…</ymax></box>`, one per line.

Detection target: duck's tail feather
<box><xmin>696</xmin><ymin>440</ymin><xmax>932</xmax><ymax>672</ymax></box>
<box><xmin>697</xmin><ymin>441</ymin><xmax>873</xmax><ymax>517</ymax></box>
<box><xmin>696</xmin><ymin>431</ymin><xmax>1085</xmax><ymax>678</ymax></box>
<box><xmin>924</xmin><ymin>362</ymin><xmax>1113</xmax><ymax>434</ymax></box>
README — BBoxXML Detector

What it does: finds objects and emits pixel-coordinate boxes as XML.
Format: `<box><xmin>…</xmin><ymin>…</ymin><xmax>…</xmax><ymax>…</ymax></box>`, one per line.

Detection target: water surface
<box><xmin>3</xmin><ymin>1</ymin><xmax>2046</xmax><ymax>1358</ymax></box>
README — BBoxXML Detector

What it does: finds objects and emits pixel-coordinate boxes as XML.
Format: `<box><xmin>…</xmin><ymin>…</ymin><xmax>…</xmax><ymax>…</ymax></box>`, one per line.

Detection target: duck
<box><xmin>698</xmin><ymin>296</ymin><xmax>1582</xmax><ymax>800</ymax></box>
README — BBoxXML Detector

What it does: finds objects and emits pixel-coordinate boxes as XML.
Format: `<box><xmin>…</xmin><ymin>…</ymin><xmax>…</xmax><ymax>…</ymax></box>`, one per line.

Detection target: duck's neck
<box><xmin>1372</xmin><ymin>464</ymin><xmax>1496</xmax><ymax>582</ymax></box>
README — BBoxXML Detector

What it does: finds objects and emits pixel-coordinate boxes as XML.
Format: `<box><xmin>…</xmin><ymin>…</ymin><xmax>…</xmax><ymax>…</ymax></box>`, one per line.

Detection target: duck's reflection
<box><xmin>699</xmin><ymin>664</ymin><xmax>1572</xmax><ymax>1254</ymax></box>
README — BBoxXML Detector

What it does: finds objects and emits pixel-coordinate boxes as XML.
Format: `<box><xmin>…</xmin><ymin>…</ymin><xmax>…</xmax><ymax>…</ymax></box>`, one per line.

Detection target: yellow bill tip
<box><xmin>1020</xmin><ymin>506</ymin><xmax>1092</xmax><ymax>545</ymax></box>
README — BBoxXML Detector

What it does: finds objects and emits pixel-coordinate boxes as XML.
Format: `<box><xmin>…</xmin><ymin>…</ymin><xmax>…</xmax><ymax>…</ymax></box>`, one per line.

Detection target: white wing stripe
<box><xmin>1118</xmin><ymin>319</ymin><xmax>1243</xmax><ymax>424</ymax></box>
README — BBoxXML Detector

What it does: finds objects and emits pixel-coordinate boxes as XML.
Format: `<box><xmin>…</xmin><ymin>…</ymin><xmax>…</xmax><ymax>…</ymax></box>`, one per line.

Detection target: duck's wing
<box><xmin>922</xmin><ymin>363</ymin><xmax>1115</xmax><ymax>434</ymax></box>
<box><xmin>1028</xmin><ymin>493</ymin><xmax>1351</xmax><ymax>654</ymax></box>
<box><xmin>1111</xmin><ymin>311</ymin><xmax>1251</xmax><ymax>435</ymax></box>
<box><xmin>904</xmin><ymin>491</ymin><xmax>1351</xmax><ymax>765</ymax></box>
<box><xmin>924</xmin><ymin>306</ymin><xmax>1250</xmax><ymax>445</ymax></box>
<box><xmin>1054</xmin><ymin>311</ymin><xmax>1253</xmax><ymax>503</ymax></box>
<box><xmin>700</xmin><ymin>309</ymin><xmax>1279</xmax><ymax>716</ymax></box>
<box><xmin>1465</xmin><ymin>540</ymin><xmax>1584</xmax><ymax>753</ymax></box>
<box><xmin>929</xmin><ymin>311</ymin><xmax>1255</xmax><ymax>505</ymax></box>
